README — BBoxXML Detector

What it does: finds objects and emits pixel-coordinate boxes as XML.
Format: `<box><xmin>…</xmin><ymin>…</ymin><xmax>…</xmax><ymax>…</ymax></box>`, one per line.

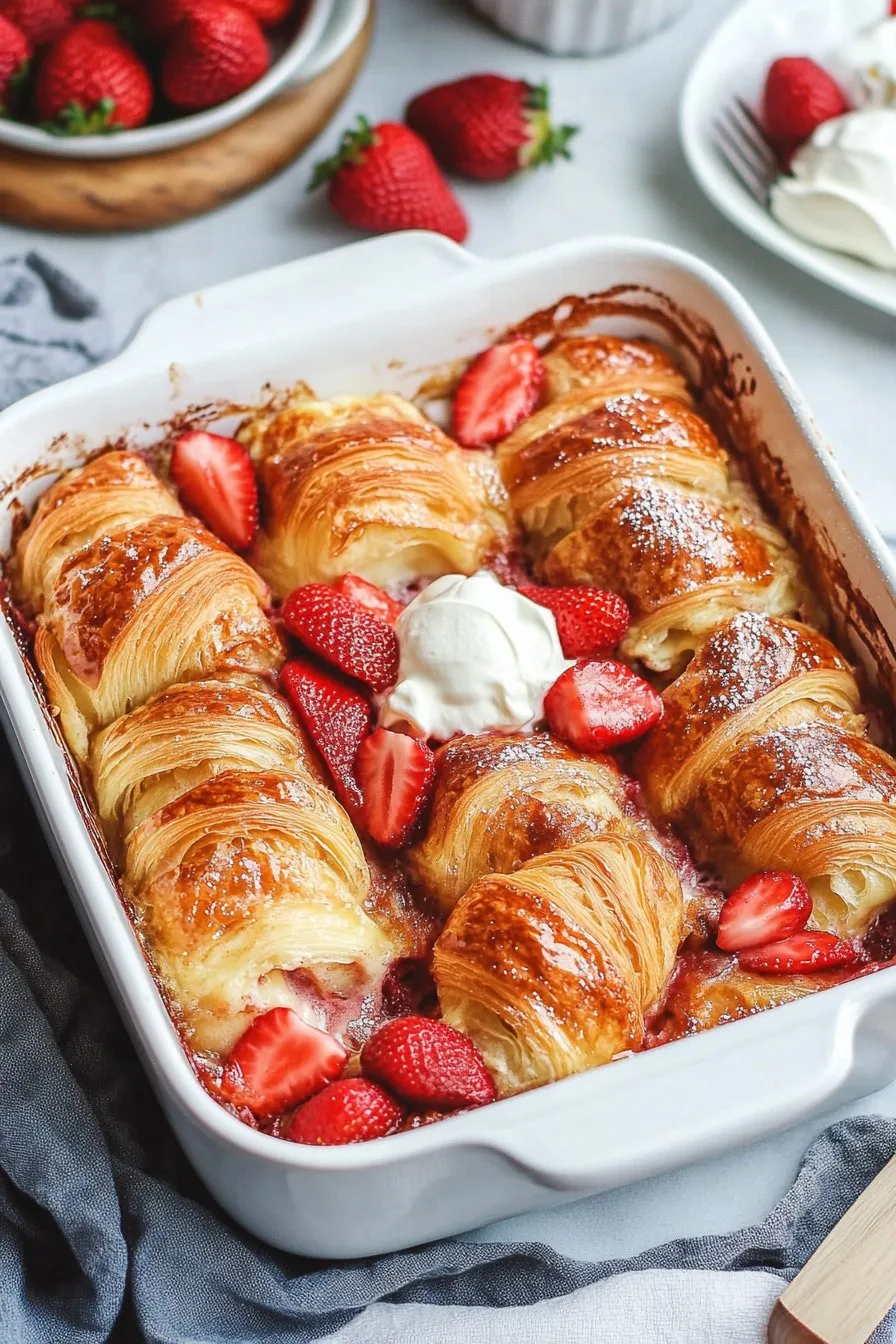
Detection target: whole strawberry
<box><xmin>0</xmin><ymin>0</ymin><xmax>71</xmax><ymax>48</ymax></box>
<box><xmin>236</xmin><ymin>0</ymin><xmax>291</xmax><ymax>26</ymax></box>
<box><xmin>763</xmin><ymin>56</ymin><xmax>848</xmax><ymax>157</ymax></box>
<box><xmin>287</xmin><ymin>1078</ymin><xmax>405</xmax><ymax>1145</ymax></box>
<box><xmin>361</xmin><ymin>1016</ymin><xmax>495</xmax><ymax>1110</ymax></box>
<box><xmin>0</xmin><ymin>14</ymin><xmax>30</xmax><ymax>114</ymax></box>
<box><xmin>162</xmin><ymin>0</ymin><xmax>269</xmax><ymax>111</ymax></box>
<box><xmin>36</xmin><ymin>19</ymin><xmax>153</xmax><ymax>132</ymax></box>
<box><xmin>132</xmin><ymin>0</ymin><xmax>200</xmax><ymax>42</ymax></box>
<box><xmin>310</xmin><ymin>116</ymin><xmax>469</xmax><ymax>243</ymax></box>
<box><xmin>407</xmin><ymin>75</ymin><xmax>578</xmax><ymax>181</ymax></box>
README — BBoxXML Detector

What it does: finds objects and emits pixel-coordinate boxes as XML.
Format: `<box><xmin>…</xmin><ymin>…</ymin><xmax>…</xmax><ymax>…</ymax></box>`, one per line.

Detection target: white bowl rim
<box><xmin>0</xmin><ymin>0</ymin><xmax>333</xmax><ymax>161</ymax></box>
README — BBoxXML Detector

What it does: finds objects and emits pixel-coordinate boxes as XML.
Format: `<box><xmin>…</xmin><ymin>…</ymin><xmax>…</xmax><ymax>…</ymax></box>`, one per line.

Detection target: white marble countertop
<box><xmin>3</xmin><ymin>0</ymin><xmax>896</xmax><ymax>1269</ymax></box>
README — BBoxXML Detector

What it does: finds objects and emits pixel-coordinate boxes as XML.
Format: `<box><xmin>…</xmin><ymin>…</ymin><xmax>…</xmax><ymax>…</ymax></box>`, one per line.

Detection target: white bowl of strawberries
<box><xmin>0</xmin><ymin>0</ymin><xmax>333</xmax><ymax>159</ymax></box>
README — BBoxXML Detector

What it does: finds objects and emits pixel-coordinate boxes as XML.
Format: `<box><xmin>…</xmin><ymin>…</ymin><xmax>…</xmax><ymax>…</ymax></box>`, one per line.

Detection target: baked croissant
<box><xmin>639</xmin><ymin>612</ymin><xmax>896</xmax><ymax>936</ymax></box>
<box><xmin>90</xmin><ymin>674</ymin><xmax>319</xmax><ymax>839</ymax></box>
<box><xmin>20</xmin><ymin>452</ymin><xmax>416</xmax><ymax>1068</ymax></box>
<box><xmin>691</xmin><ymin>721</ymin><xmax>896</xmax><ymax>937</ymax></box>
<box><xmin>540</xmin><ymin>335</ymin><xmax>694</xmax><ymax>403</ymax></box>
<box><xmin>14</xmin><ymin>451</ymin><xmax>183</xmax><ymax>615</ymax></box>
<box><xmin>240</xmin><ymin>392</ymin><xmax>511</xmax><ymax>597</ymax></box>
<box><xmin>408</xmin><ymin>731</ymin><xmax>627</xmax><ymax>912</ymax></box>
<box><xmin>125</xmin><ymin>770</ymin><xmax>394</xmax><ymax>1054</ymax></box>
<box><xmin>433</xmin><ymin>830</ymin><xmax>684</xmax><ymax>1097</ymax></box>
<box><xmin>498</xmin><ymin>337</ymin><xmax>806</xmax><ymax>673</ymax></box>
<box><xmin>32</xmin><ymin>515</ymin><xmax>283</xmax><ymax>761</ymax></box>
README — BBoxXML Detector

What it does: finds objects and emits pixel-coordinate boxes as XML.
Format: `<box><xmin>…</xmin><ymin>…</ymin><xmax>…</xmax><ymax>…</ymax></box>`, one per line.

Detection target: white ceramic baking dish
<box><xmin>3</xmin><ymin>233</ymin><xmax>896</xmax><ymax>1260</ymax></box>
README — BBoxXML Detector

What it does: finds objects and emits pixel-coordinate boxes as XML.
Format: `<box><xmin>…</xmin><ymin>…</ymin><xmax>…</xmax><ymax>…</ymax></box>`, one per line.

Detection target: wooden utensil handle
<box><xmin>768</xmin><ymin>1152</ymin><xmax>896</xmax><ymax>1344</ymax></box>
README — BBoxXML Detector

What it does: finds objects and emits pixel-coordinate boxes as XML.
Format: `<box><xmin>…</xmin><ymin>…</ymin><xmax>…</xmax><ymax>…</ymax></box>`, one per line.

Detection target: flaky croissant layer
<box><xmin>498</xmin><ymin>336</ymin><xmax>809</xmax><ymax>674</ymax></box>
<box><xmin>240</xmin><ymin>393</ymin><xmax>512</xmax><ymax>597</ymax></box>
<box><xmin>15</xmin><ymin>452</ymin><xmax>414</xmax><ymax>1059</ymax></box>
<box><xmin>433</xmin><ymin>830</ymin><xmax>684</xmax><ymax>1097</ymax></box>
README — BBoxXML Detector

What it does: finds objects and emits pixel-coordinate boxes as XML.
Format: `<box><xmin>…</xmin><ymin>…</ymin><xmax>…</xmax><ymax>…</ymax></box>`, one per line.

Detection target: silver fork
<box><xmin>714</xmin><ymin>97</ymin><xmax>779</xmax><ymax>206</ymax></box>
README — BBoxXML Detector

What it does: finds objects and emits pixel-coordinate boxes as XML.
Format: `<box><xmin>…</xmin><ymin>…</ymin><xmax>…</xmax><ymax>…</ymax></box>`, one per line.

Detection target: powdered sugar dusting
<box><xmin>693</xmin><ymin>612</ymin><xmax>833</xmax><ymax>718</ymax></box>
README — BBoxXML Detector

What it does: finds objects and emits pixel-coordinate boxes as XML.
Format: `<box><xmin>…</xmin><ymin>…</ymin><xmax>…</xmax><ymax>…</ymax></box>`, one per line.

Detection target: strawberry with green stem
<box><xmin>310</xmin><ymin>116</ymin><xmax>468</xmax><ymax>243</ymax></box>
<box><xmin>0</xmin><ymin>14</ymin><xmax>30</xmax><ymax>117</ymax></box>
<box><xmin>407</xmin><ymin>74</ymin><xmax>579</xmax><ymax>181</ymax></box>
<box><xmin>0</xmin><ymin>0</ymin><xmax>71</xmax><ymax>48</ymax></box>
<box><xmin>161</xmin><ymin>1</ymin><xmax>269</xmax><ymax>111</ymax></box>
<box><xmin>36</xmin><ymin>18</ymin><xmax>152</xmax><ymax>133</ymax></box>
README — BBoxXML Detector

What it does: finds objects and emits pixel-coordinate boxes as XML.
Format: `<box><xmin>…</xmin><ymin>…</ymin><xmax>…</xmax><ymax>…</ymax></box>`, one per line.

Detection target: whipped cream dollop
<box><xmin>838</xmin><ymin>16</ymin><xmax>896</xmax><ymax>107</ymax></box>
<box><xmin>770</xmin><ymin>109</ymin><xmax>896</xmax><ymax>270</ymax></box>
<box><xmin>380</xmin><ymin>571</ymin><xmax>571</xmax><ymax>741</ymax></box>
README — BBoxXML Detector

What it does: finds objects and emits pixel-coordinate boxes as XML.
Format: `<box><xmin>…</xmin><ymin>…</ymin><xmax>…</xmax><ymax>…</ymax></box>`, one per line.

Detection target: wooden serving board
<box><xmin>0</xmin><ymin>8</ymin><xmax>372</xmax><ymax>234</ymax></box>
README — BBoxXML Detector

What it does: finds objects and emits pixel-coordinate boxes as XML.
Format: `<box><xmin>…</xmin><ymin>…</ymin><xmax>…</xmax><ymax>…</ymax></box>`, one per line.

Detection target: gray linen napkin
<box><xmin>0</xmin><ymin>253</ymin><xmax>110</xmax><ymax>411</ymax></box>
<box><xmin>1</xmin><ymin>253</ymin><xmax>895</xmax><ymax>1344</ymax></box>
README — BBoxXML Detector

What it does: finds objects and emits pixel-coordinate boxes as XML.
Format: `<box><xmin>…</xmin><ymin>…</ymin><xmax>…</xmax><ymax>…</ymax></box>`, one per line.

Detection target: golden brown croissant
<box><xmin>407</xmin><ymin>731</ymin><xmax>627</xmax><ymax>913</ymax></box>
<box><xmin>124</xmin><ymin>770</ymin><xmax>394</xmax><ymax>1053</ymax></box>
<box><xmin>14</xmin><ymin>451</ymin><xmax>183</xmax><ymax>615</ymax></box>
<box><xmin>432</xmin><ymin>830</ymin><xmax>684</xmax><ymax>1097</ymax></box>
<box><xmin>240</xmin><ymin>393</ymin><xmax>511</xmax><ymax>597</ymax></box>
<box><xmin>502</xmin><ymin>394</ymin><xmax>730</xmax><ymax>552</ymax></box>
<box><xmin>498</xmin><ymin>337</ymin><xmax>806</xmax><ymax>673</ymax></box>
<box><xmin>691</xmin><ymin>721</ymin><xmax>896</xmax><ymax>937</ymax></box>
<box><xmin>20</xmin><ymin>453</ymin><xmax>415</xmax><ymax>1070</ymax></box>
<box><xmin>90</xmin><ymin>674</ymin><xmax>320</xmax><ymax>839</ymax></box>
<box><xmin>33</xmin><ymin>515</ymin><xmax>283</xmax><ymax>761</ymax></box>
<box><xmin>639</xmin><ymin>612</ymin><xmax>896</xmax><ymax>936</ymax></box>
<box><xmin>540</xmin><ymin>335</ymin><xmax>694</xmax><ymax>403</ymax></box>
<box><xmin>432</xmin><ymin>827</ymin><xmax>679</xmax><ymax>1102</ymax></box>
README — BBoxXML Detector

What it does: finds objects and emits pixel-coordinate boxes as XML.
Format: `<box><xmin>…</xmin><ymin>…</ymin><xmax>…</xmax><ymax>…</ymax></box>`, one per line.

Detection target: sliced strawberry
<box><xmin>361</xmin><ymin>1015</ymin><xmax>496</xmax><ymax>1110</ymax></box>
<box><xmin>225</xmin><ymin>1008</ymin><xmax>347</xmax><ymax>1120</ymax></box>
<box><xmin>716</xmin><ymin>871</ymin><xmax>812</xmax><ymax>952</ymax></box>
<box><xmin>544</xmin><ymin>658</ymin><xmax>662</xmax><ymax>753</ymax></box>
<box><xmin>281</xmin><ymin>583</ymin><xmax>399</xmax><ymax>693</ymax></box>
<box><xmin>738</xmin><ymin>931</ymin><xmax>858</xmax><ymax>975</ymax></box>
<box><xmin>355</xmin><ymin>727</ymin><xmax>435</xmax><ymax>849</ymax></box>
<box><xmin>280</xmin><ymin>657</ymin><xmax>371</xmax><ymax>812</ymax></box>
<box><xmin>334</xmin><ymin>573</ymin><xmax>403</xmax><ymax>626</ymax></box>
<box><xmin>170</xmin><ymin>430</ymin><xmax>258</xmax><ymax>552</ymax></box>
<box><xmin>519</xmin><ymin>584</ymin><xmax>630</xmax><ymax>658</ymax></box>
<box><xmin>286</xmin><ymin>1078</ymin><xmax>404</xmax><ymax>1145</ymax></box>
<box><xmin>452</xmin><ymin>338</ymin><xmax>544</xmax><ymax>447</ymax></box>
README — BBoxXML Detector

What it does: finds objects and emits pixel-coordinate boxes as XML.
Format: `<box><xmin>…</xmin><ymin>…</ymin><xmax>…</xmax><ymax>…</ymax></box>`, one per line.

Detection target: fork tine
<box><xmin>731</xmin><ymin>97</ymin><xmax>779</xmax><ymax>173</ymax></box>
<box><xmin>734</xmin><ymin>98</ymin><xmax>775</xmax><ymax>146</ymax></box>
<box><xmin>714</xmin><ymin>119</ymin><xmax>771</xmax><ymax>204</ymax></box>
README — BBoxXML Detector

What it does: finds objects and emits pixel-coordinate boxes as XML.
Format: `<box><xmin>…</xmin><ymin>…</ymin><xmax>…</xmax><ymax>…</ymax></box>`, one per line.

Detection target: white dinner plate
<box><xmin>680</xmin><ymin>0</ymin><xmax>896</xmax><ymax>317</ymax></box>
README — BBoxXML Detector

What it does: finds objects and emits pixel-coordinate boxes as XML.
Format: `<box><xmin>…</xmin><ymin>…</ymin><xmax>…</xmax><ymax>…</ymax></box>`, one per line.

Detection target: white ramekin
<box><xmin>469</xmin><ymin>0</ymin><xmax>693</xmax><ymax>55</ymax></box>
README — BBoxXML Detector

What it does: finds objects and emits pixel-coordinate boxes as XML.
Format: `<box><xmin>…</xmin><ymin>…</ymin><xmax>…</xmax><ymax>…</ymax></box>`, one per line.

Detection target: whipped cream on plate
<box><xmin>770</xmin><ymin>109</ymin><xmax>896</xmax><ymax>270</ymax></box>
<box><xmin>839</xmin><ymin>16</ymin><xmax>896</xmax><ymax>107</ymax></box>
<box><xmin>380</xmin><ymin>571</ymin><xmax>571</xmax><ymax>742</ymax></box>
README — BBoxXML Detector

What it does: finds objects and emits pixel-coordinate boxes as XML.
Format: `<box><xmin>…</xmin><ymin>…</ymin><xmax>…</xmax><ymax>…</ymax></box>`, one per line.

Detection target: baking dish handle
<box><xmin>117</xmin><ymin>233</ymin><xmax>483</xmax><ymax>370</ymax></box>
<box><xmin>487</xmin><ymin>990</ymin><xmax>896</xmax><ymax>1193</ymax></box>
